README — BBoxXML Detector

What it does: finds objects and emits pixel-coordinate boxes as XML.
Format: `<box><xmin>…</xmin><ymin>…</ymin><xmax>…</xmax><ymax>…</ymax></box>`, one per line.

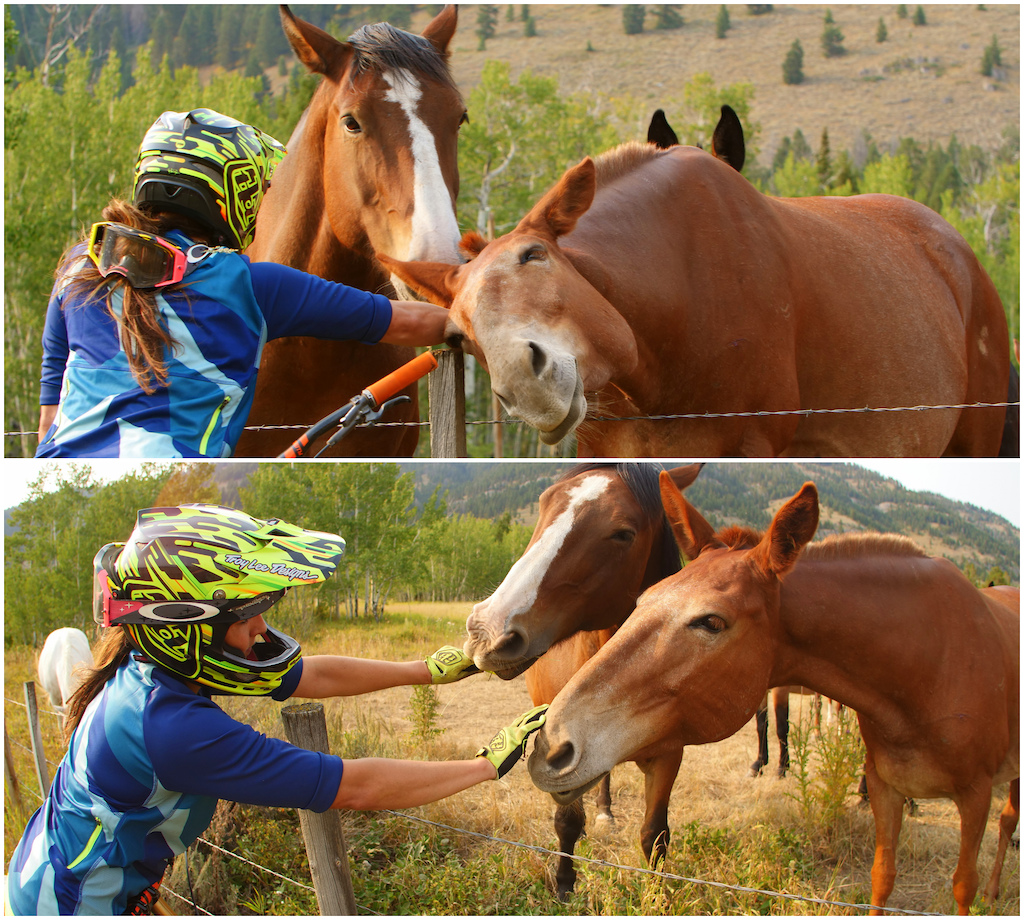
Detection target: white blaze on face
<box><xmin>479</xmin><ymin>474</ymin><xmax>611</xmax><ymax>630</ymax></box>
<box><xmin>383</xmin><ymin>68</ymin><xmax>461</xmax><ymax>264</ymax></box>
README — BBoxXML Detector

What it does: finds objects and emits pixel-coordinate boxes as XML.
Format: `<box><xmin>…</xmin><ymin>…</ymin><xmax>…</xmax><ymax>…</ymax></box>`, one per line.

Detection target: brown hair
<box><xmin>62</xmin><ymin>628</ymin><xmax>133</xmax><ymax>743</ymax></box>
<box><xmin>59</xmin><ymin>199</ymin><xmax>213</xmax><ymax>394</ymax></box>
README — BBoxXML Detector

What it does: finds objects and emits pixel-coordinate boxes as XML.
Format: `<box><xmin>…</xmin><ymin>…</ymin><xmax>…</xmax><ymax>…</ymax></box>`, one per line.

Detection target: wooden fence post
<box><xmin>23</xmin><ymin>681</ymin><xmax>50</xmax><ymax>795</ymax></box>
<box><xmin>281</xmin><ymin>702</ymin><xmax>357</xmax><ymax>916</ymax></box>
<box><xmin>428</xmin><ymin>349</ymin><xmax>467</xmax><ymax>458</ymax></box>
<box><xmin>5</xmin><ymin>725</ymin><xmax>24</xmax><ymax>814</ymax></box>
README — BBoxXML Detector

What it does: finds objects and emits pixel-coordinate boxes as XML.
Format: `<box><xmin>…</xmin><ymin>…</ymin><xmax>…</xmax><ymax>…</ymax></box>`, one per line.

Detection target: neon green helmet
<box><xmin>132</xmin><ymin>109</ymin><xmax>286</xmax><ymax>251</ymax></box>
<box><xmin>93</xmin><ymin>504</ymin><xmax>345</xmax><ymax>696</ymax></box>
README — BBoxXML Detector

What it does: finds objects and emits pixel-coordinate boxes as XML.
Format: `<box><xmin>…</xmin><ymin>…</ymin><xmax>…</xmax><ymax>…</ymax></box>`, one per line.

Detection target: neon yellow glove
<box><xmin>477</xmin><ymin>704</ymin><xmax>548</xmax><ymax>778</ymax></box>
<box><xmin>424</xmin><ymin>646</ymin><xmax>480</xmax><ymax>684</ymax></box>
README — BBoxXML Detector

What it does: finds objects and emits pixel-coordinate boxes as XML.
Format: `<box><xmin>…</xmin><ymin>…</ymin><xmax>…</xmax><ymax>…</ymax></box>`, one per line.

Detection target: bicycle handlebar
<box><xmin>277</xmin><ymin>350</ymin><xmax>440</xmax><ymax>459</ymax></box>
<box><xmin>365</xmin><ymin>349</ymin><xmax>438</xmax><ymax>408</ymax></box>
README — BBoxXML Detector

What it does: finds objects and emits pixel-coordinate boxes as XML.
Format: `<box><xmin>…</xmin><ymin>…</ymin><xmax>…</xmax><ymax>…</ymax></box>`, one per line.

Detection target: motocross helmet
<box><xmin>132</xmin><ymin>109</ymin><xmax>286</xmax><ymax>251</ymax></box>
<box><xmin>93</xmin><ymin>505</ymin><xmax>345</xmax><ymax>695</ymax></box>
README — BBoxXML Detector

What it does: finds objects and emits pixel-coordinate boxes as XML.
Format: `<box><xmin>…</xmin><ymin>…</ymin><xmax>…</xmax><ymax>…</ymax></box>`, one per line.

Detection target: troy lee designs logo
<box><xmin>224</xmin><ymin>554</ymin><xmax>316</xmax><ymax>581</ymax></box>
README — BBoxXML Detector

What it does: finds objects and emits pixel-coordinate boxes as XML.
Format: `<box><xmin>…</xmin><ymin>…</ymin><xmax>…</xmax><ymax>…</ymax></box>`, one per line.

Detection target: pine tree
<box><xmin>913</xmin><ymin>5</ymin><xmax>927</xmax><ymax>25</ymax></box>
<box><xmin>653</xmin><ymin>5</ymin><xmax>684</xmax><ymax>30</ymax></box>
<box><xmin>716</xmin><ymin>5</ymin><xmax>731</xmax><ymax>38</ymax></box>
<box><xmin>623</xmin><ymin>6</ymin><xmax>646</xmax><ymax>35</ymax></box>
<box><xmin>476</xmin><ymin>5</ymin><xmax>498</xmax><ymax>51</ymax></box>
<box><xmin>524</xmin><ymin>16</ymin><xmax>537</xmax><ymax>37</ymax></box>
<box><xmin>821</xmin><ymin>10</ymin><xmax>846</xmax><ymax>57</ymax></box>
<box><xmin>816</xmin><ymin>127</ymin><xmax>832</xmax><ymax>189</ymax></box>
<box><xmin>876</xmin><ymin>17</ymin><xmax>888</xmax><ymax>43</ymax></box>
<box><xmin>896</xmin><ymin>4</ymin><xmax>908</xmax><ymax>19</ymax></box>
<box><xmin>980</xmin><ymin>34</ymin><xmax>1002</xmax><ymax>76</ymax></box>
<box><xmin>782</xmin><ymin>38</ymin><xmax>804</xmax><ymax>84</ymax></box>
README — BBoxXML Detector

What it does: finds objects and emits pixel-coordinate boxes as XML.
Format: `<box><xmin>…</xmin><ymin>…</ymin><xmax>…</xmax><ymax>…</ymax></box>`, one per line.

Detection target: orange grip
<box><xmin>365</xmin><ymin>350</ymin><xmax>438</xmax><ymax>407</ymax></box>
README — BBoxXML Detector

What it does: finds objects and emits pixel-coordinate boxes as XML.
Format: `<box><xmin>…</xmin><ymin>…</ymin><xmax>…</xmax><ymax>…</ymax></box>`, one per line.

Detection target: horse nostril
<box><xmin>547</xmin><ymin>739</ymin><xmax>576</xmax><ymax>772</ymax></box>
<box><xmin>527</xmin><ymin>341</ymin><xmax>547</xmax><ymax>378</ymax></box>
<box><xmin>493</xmin><ymin>628</ymin><xmax>529</xmax><ymax>661</ymax></box>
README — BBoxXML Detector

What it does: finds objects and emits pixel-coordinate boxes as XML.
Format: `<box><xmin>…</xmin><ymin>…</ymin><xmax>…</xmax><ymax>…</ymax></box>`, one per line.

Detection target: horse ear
<box><xmin>647</xmin><ymin>109</ymin><xmax>679</xmax><ymax>149</ymax></box>
<box><xmin>519</xmin><ymin>157</ymin><xmax>597</xmax><ymax>240</ymax></box>
<box><xmin>751</xmin><ymin>482</ymin><xmax>819</xmax><ymax>579</ymax></box>
<box><xmin>711</xmin><ymin>104</ymin><xmax>746</xmax><ymax>173</ymax></box>
<box><xmin>665</xmin><ymin>463</ymin><xmax>704</xmax><ymax>493</ymax></box>
<box><xmin>280</xmin><ymin>5</ymin><xmax>350</xmax><ymax>76</ymax></box>
<box><xmin>377</xmin><ymin>253</ymin><xmax>458</xmax><ymax>307</ymax></box>
<box><xmin>422</xmin><ymin>4</ymin><xmax>458</xmax><ymax>57</ymax></box>
<box><xmin>460</xmin><ymin>231</ymin><xmax>489</xmax><ymax>260</ymax></box>
<box><xmin>659</xmin><ymin>471</ymin><xmax>720</xmax><ymax>561</ymax></box>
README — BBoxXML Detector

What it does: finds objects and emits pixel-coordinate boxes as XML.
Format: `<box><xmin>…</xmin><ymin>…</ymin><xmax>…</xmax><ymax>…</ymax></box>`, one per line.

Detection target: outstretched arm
<box><xmin>333</xmin><ymin>757</ymin><xmax>495</xmax><ymax>810</ymax></box>
<box><xmin>379</xmin><ymin>300</ymin><xmax>449</xmax><ymax>346</ymax></box>
<box><xmin>295</xmin><ymin>655</ymin><xmax>430</xmax><ymax>698</ymax></box>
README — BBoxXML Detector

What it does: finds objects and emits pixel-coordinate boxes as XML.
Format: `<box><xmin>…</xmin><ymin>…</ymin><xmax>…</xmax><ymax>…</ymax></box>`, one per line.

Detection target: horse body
<box><xmin>384</xmin><ymin>142</ymin><xmax>1010</xmax><ymax>457</ymax></box>
<box><xmin>236</xmin><ymin>5</ymin><xmax>463</xmax><ymax>458</ymax></box>
<box><xmin>529</xmin><ymin>477</ymin><xmax>1019</xmax><ymax>914</ymax></box>
<box><xmin>37</xmin><ymin>628</ymin><xmax>93</xmax><ymax>713</ymax></box>
<box><xmin>464</xmin><ymin>462</ymin><xmax>701</xmax><ymax>897</ymax></box>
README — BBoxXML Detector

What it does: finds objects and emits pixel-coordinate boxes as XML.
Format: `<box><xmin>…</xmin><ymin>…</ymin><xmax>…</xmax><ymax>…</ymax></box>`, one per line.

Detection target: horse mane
<box><xmin>713</xmin><ymin>524</ymin><xmax>927</xmax><ymax>560</ymax></box>
<box><xmin>559</xmin><ymin>463</ymin><xmax>682</xmax><ymax>577</ymax></box>
<box><xmin>592</xmin><ymin>141</ymin><xmax>663</xmax><ymax>189</ymax></box>
<box><xmin>348</xmin><ymin>22</ymin><xmax>459</xmax><ymax>91</ymax></box>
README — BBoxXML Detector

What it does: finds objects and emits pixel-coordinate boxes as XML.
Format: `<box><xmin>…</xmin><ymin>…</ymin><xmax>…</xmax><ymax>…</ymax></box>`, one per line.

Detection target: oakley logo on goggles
<box><xmin>87</xmin><ymin>221</ymin><xmax>189</xmax><ymax>290</ymax></box>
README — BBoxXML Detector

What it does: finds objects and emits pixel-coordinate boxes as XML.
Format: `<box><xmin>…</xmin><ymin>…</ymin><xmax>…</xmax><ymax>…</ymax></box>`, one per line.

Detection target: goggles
<box><xmin>87</xmin><ymin>221</ymin><xmax>188</xmax><ymax>290</ymax></box>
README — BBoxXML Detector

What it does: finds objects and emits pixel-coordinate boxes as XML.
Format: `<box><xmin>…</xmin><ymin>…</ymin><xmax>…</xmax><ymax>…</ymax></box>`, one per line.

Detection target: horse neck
<box><xmin>768</xmin><ymin>551</ymin><xmax>959</xmax><ymax>721</ymax></box>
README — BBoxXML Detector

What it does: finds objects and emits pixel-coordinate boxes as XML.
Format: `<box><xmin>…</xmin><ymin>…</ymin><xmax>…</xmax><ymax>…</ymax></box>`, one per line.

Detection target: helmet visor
<box><xmin>88</xmin><ymin>222</ymin><xmax>187</xmax><ymax>289</ymax></box>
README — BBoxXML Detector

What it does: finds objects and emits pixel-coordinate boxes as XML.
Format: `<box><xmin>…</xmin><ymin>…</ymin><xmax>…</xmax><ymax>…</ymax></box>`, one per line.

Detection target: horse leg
<box><xmin>983</xmin><ymin>778</ymin><xmax>1020</xmax><ymax>904</ymax></box>
<box><xmin>773</xmin><ymin>687</ymin><xmax>791</xmax><ymax>778</ymax></box>
<box><xmin>553</xmin><ymin>799</ymin><xmax>586</xmax><ymax>900</ymax></box>
<box><xmin>637</xmin><ymin>748</ymin><xmax>684</xmax><ymax>869</ymax></box>
<box><xmin>864</xmin><ymin>755</ymin><xmax>906</xmax><ymax>915</ymax></box>
<box><xmin>594</xmin><ymin>773</ymin><xmax>615</xmax><ymax>827</ymax></box>
<box><xmin>750</xmin><ymin>694</ymin><xmax>769</xmax><ymax>776</ymax></box>
<box><xmin>950</xmin><ymin>781</ymin><xmax>995</xmax><ymax>914</ymax></box>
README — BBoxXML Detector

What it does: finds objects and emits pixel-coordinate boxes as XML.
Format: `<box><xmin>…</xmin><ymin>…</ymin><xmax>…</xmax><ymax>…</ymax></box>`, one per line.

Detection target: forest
<box><xmin>4</xmin><ymin>4</ymin><xmax>1020</xmax><ymax>456</ymax></box>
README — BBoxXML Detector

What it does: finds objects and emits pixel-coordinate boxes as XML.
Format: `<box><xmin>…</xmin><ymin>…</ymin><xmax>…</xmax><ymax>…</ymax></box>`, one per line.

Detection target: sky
<box><xmin>2</xmin><ymin>458</ymin><xmax>1020</xmax><ymax>527</ymax></box>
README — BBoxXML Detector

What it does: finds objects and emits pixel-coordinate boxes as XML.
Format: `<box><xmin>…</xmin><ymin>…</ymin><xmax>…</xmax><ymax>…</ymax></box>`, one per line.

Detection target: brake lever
<box><xmin>364</xmin><ymin>395</ymin><xmax>411</xmax><ymax>424</ymax></box>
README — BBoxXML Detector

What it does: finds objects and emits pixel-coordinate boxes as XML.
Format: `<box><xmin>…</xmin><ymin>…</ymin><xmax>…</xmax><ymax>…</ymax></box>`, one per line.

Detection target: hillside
<box><xmin>434</xmin><ymin>3</ymin><xmax>1020</xmax><ymax>164</ymax></box>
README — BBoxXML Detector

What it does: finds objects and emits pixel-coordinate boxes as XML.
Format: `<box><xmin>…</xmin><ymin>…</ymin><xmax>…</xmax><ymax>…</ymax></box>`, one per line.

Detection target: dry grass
<box><xmin>5</xmin><ymin>607</ymin><xmax>1020</xmax><ymax>915</ymax></box>
<box><xmin>416</xmin><ymin>3</ymin><xmax>1020</xmax><ymax>162</ymax></box>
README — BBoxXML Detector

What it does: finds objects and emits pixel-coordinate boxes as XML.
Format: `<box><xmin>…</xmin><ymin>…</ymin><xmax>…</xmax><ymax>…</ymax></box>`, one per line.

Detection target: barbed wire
<box><xmin>5</xmin><ymin>399</ymin><xmax>1018</xmax><ymax>438</ymax></box>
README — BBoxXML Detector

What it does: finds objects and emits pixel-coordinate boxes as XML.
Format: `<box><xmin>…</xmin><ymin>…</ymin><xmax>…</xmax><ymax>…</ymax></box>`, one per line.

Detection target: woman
<box><xmin>7</xmin><ymin>504</ymin><xmax>545</xmax><ymax>916</ymax></box>
<box><xmin>36</xmin><ymin>108</ymin><xmax>450</xmax><ymax>458</ymax></box>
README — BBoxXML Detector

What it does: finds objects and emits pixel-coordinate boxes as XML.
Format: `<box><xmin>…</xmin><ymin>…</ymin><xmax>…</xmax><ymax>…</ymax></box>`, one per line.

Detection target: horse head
<box><xmin>528</xmin><ymin>473</ymin><xmax>819</xmax><ymax>803</ymax></box>
<box><xmin>380</xmin><ymin>157</ymin><xmax>641</xmax><ymax>444</ymax></box>
<box><xmin>463</xmin><ymin>463</ymin><xmax>702</xmax><ymax>679</ymax></box>
<box><xmin>254</xmin><ymin>5</ymin><xmax>465</xmax><ymax>297</ymax></box>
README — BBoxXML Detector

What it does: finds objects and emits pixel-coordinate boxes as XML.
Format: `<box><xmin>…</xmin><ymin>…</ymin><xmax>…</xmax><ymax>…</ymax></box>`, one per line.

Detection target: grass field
<box><xmin>5</xmin><ymin>605</ymin><xmax>1019</xmax><ymax>915</ymax></box>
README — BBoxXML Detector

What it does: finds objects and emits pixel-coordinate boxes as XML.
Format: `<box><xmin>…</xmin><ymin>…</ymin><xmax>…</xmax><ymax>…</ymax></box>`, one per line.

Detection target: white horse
<box><xmin>37</xmin><ymin>628</ymin><xmax>94</xmax><ymax>713</ymax></box>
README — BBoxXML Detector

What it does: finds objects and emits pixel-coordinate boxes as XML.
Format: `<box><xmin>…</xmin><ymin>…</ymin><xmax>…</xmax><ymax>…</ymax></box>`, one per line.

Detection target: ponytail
<box><xmin>62</xmin><ymin>628</ymin><xmax>132</xmax><ymax>743</ymax></box>
<box><xmin>58</xmin><ymin>199</ymin><xmax>206</xmax><ymax>394</ymax></box>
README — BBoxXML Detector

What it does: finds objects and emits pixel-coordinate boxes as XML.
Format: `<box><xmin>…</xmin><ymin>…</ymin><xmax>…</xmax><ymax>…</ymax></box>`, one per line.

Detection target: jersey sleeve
<box><xmin>145</xmin><ymin>688</ymin><xmax>343</xmax><ymax>813</ymax></box>
<box><xmin>39</xmin><ymin>252</ymin><xmax>89</xmax><ymax>405</ymax></box>
<box><xmin>246</xmin><ymin>259</ymin><xmax>393</xmax><ymax>344</ymax></box>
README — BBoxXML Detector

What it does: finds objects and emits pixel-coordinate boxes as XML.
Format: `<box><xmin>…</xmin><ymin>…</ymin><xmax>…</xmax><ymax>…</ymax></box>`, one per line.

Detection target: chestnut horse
<box><xmin>382</xmin><ymin>138</ymin><xmax>1012</xmax><ymax>458</ymax></box>
<box><xmin>465</xmin><ymin>462</ymin><xmax>702</xmax><ymax>897</ymax></box>
<box><xmin>237</xmin><ymin>5</ymin><xmax>464</xmax><ymax>458</ymax></box>
<box><xmin>529</xmin><ymin>475</ymin><xmax>1019</xmax><ymax>914</ymax></box>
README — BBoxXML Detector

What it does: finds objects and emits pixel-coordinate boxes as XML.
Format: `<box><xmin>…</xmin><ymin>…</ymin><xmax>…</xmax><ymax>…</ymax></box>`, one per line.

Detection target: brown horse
<box><xmin>528</xmin><ymin>475</ymin><xmax>1019</xmax><ymax>914</ymax></box>
<box><xmin>237</xmin><ymin>5</ymin><xmax>463</xmax><ymax>458</ymax></box>
<box><xmin>381</xmin><ymin>135</ymin><xmax>1012</xmax><ymax>458</ymax></box>
<box><xmin>465</xmin><ymin>462</ymin><xmax>702</xmax><ymax>897</ymax></box>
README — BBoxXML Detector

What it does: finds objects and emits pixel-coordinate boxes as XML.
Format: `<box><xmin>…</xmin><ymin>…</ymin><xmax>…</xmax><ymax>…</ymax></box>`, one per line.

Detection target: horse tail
<box><xmin>998</xmin><ymin>362</ymin><xmax>1019</xmax><ymax>458</ymax></box>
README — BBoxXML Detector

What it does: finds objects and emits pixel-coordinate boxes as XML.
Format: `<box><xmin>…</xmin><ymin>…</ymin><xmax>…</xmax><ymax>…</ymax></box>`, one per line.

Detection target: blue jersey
<box><xmin>37</xmin><ymin>232</ymin><xmax>393</xmax><ymax>458</ymax></box>
<box><xmin>6</xmin><ymin>656</ymin><xmax>342</xmax><ymax>916</ymax></box>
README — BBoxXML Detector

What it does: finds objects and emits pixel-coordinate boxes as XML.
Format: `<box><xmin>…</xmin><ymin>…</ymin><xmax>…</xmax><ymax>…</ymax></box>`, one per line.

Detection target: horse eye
<box><xmin>342</xmin><ymin>115</ymin><xmax>362</xmax><ymax>134</ymax></box>
<box><xmin>610</xmin><ymin>529</ymin><xmax>635</xmax><ymax>544</ymax></box>
<box><xmin>459</xmin><ymin>112</ymin><xmax>470</xmax><ymax>128</ymax></box>
<box><xmin>691</xmin><ymin>614</ymin><xmax>727</xmax><ymax>634</ymax></box>
<box><xmin>520</xmin><ymin>246</ymin><xmax>545</xmax><ymax>265</ymax></box>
